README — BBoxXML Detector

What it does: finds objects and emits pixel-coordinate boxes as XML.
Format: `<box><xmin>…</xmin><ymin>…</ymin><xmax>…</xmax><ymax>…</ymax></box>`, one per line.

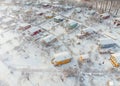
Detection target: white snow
<box><xmin>0</xmin><ymin>0</ymin><xmax>120</xmax><ymax>86</ymax></box>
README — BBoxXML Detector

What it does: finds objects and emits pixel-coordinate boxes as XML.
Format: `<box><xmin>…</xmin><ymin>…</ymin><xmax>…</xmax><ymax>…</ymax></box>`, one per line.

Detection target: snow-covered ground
<box><xmin>0</xmin><ymin>0</ymin><xmax>120</xmax><ymax>86</ymax></box>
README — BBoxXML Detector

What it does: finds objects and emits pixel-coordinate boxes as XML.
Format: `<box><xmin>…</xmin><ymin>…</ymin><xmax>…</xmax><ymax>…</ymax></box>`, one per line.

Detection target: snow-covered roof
<box><xmin>0</xmin><ymin>61</ymin><xmax>10</xmax><ymax>79</ymax></box>
<box><xmin>36</xmin><ymin>11</ymin><xmax>44</xmax><ymax>15</ymax></box>
<box><xmin>19</xmin><ymin>23</ymin><xmax>31</xmax><ymax>27</ymax></box>
<box><xmin>111</xmin><ymin>53</ymin><xmax>120</xmax><ymax>63</ymax></box>
<box><xmin>2</xmin><ymin>18</ymin><xmax>13</xmax><ymax>23</ymax></box>
<box><xmin>42</xmin><ymin>35</ymin><xmax>56</xmax><ymax>44</ymax></box>
<box><xmin>52</xmin><ymin>5</ymin><xmax>63</xmax><ymax>8</ymax></box>
<box><xmin>68</xmin><ymin>20</ymin><xmax>78</xmax><ymax>25</ymax></box>
<box><xmin>24</xmin><ymin>8</ymin><xmax>32</xmax><ymax>13</ymax></box>
<box><xmin>75</xmin><ymin>8</ymin><xmax>81</xmax><ymax>12</ymax></box>
<box><xmin>80</xmin><ymin>54</ymin><xmax>89</xmax><ymax>59</ymax></box>
<box><xmin>36</xmin><ymin>8</ymin><xmax>50</xmax><ymax>14</ymax></box>
<box><xmin>82</xmin><ymin>27</ymin><xmax>94</xmax><ymax>33</ymax></box>
<box><xmin>53</xmin><ymin>52</ymin><xmax>72</xmax><ymax>62</ymax></box>
<box><xmin>45</xmin><ymin>12</ymin><xmax>53</xmax><ymax>16</ymax></box>
<box><xmin>54</xmin><ymin>16</ymin><xmax>63</xmax><ymax>20</ymax></box>
<box><xmin>64</xmin><ymin>6</ymin><xmax>72</xmax><ymax>9</ymax></box>
<box><xmin>28</xmin><ymin>27</ymin><xmax>40</xmax><ymax>34</ymax></box>
<box><xmin>1</xmin><ymin>24</ymin><xmax>8</xmax><ymax>29</ymax></box>
<box><xmin>99</xmin><ymin>38</ymin><xmax>115</xmax><ymax>45</ymax></box>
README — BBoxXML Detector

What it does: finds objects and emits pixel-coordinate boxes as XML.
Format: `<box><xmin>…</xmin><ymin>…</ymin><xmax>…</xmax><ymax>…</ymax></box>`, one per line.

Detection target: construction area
<box><xmin>0</xmin><ymin>0</ymin><xmax>120</xmax><ymax>86</ymax></box>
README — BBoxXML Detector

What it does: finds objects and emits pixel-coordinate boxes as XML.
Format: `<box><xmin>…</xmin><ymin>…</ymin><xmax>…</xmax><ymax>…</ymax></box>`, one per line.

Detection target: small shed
<box><xmin>67</xmin><ymin>20</ymin><xmax>78</xmax><ymax>29</ymax></box>
<box><xmin>41</xmin><ymin>35</ymin><xmax>57</xmax><ymax>46</ymax></box>
<box><xmin>98</xmin><ymin>38</ymin><xmax>116</xmax><ymax>48</ymax></box>
<box><xmin>51</xmin><ymin>52</ymin><xmax>72</xmax><ymax>66</ymax></box>
<box><xmin>110</xmin><ymin>53</ymin><xmax>120</xmax><ymax>67</ymax></box>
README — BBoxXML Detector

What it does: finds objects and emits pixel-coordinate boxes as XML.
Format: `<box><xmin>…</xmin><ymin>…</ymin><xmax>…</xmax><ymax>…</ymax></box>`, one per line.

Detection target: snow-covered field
<box><xmin>0</xmin><ymin>0</ymin><xmax>120</xmax><ymax>86</ymax></box>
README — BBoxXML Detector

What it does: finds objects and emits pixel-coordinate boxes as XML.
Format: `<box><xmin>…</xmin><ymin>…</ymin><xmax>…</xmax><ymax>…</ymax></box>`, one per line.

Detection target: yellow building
<box><xmin>110</xmin><ymin>53</ymin><xmax>120</xmax><ymax>67</ymax></box>
<box><xmin>51</xmin><ymin>52</ymin><xmax>72</xmax><ymax>66</ymax></box>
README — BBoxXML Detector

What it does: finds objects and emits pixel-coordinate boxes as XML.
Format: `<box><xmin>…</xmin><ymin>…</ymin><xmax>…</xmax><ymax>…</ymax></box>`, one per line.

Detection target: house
<box><xmin>98</xmin><ymin>38</ymin><xmax>118</xmax><ymax>54</ymax></box>
<box><xmin>27</xmin><ymin>27</ymin><xmax>41</xmax><ymax>36</ymax></box>
<box><xmin>51</xmin><ymin>52</ymin><xmax>72</xmax><ymax>66</ymax></box>
<box><xmin>41</xmin><ymin>35</ymin><xmax>57</xmax><ymax>46</ymax></box>
<box><xmin>54</xmin><ymin>16</ymin><xmax>64</xmax><ymax>23</ymax></box>
<box><xmin>113</xmin><ymin>18</ymin><xmax>120</xmax><ymax>26</ymax></box>
<box><xmin>67</xmin><ymin>20</ymin><xmax>79</xmax><ymax>29</ymax></box>
<box><xmin>110</xmin><ymin>52</ymin><xmax>120</xmax><ymax>67</ymax></box>
<box><xmin>100</xmin><ymin>13</ymin><xmax>110</xmax><ymax>19</ymax></box>
<box><xmin>98</xmin><ymin>38</ymin><xmax>116</xmax><ymax>49</ymax></box>
<box><xmin>82</xmin><ymin>27</ymin><xmax>95</xmax><ymax>35</ymax></box>
<box><xmin>18</xmin><ymin>23</ymin><xmax>31</xmax><ymax>31</ymax></box>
